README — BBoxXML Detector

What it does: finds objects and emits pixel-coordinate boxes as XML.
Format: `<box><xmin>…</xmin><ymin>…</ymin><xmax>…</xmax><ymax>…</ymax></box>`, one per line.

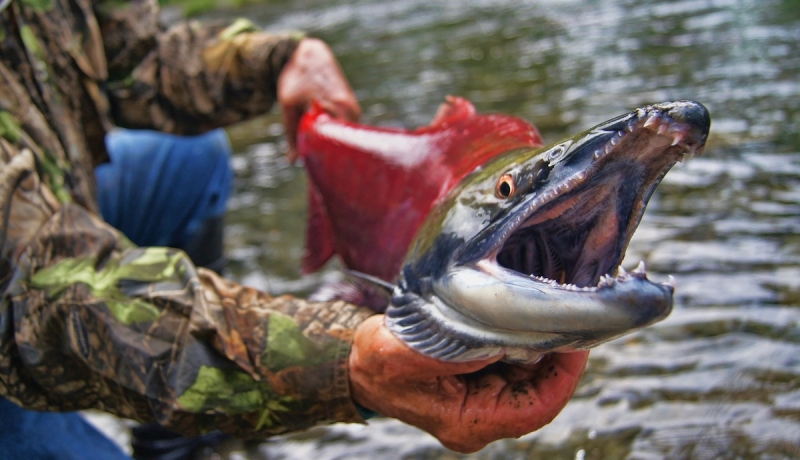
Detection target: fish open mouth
<box><xmin>495</xmin><ymin>101</ymin><xmax>709</xmax><ymax>290</ymax></box>
<box><xmin>390</xmin><ymin>101</ymin><xmax>710</xmax><ymax>364</ymax></box>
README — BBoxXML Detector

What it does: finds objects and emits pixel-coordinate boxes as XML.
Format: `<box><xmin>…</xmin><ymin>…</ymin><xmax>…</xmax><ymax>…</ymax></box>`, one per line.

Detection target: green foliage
<box><xmin>0</xmin><ymin>111</ymin><xmax>21</xmax><ymax>143</ymax></box>
<box><xmin>264</xmin><ymin>312</ymin><xmax>339</xmax><ymax>373</ymax></box>
<box><xmin>19</xmin><ymin>0</ymin><xmax>53</xmax><ymax>11</ymax></box>
<box><xmin>159</xmin><ymin>0</ymin><xmax>267</xmax><ymax>17</ymax></box>
<box><xmin>177</xmin><ymin>365</ymin><xmax>294</xmax><ymax>429</ymax></box>
<box><xmin>30</xmin><ymin>247</ymin><xmax>189</xmax><ymax>325</ymax></box>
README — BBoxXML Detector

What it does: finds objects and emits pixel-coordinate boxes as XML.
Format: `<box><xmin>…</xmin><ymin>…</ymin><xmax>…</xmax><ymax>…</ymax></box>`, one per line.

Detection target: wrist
<box><xmin>348</xmin><ymin>315</ymin><xmax>385</xmax><ymax>419</ymax></box>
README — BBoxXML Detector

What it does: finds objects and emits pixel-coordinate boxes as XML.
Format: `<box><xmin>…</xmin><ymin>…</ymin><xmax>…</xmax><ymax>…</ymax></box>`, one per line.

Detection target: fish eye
<box><xmin>495</xmin><ymin>173</ymin><xmax>516</xmax><ymax>199</ymax></box>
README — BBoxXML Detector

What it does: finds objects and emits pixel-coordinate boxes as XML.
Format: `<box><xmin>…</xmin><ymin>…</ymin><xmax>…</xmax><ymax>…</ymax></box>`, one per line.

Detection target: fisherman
<box><xmin>0</xmin><ymin>1</ymin><xmax>589</xmax><ymax>459</ymax></box>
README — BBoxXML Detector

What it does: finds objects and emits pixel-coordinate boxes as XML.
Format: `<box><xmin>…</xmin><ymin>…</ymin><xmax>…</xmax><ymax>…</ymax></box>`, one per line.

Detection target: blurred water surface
<box><xmin>212</xmin><ymin>0</ymin><xmax>800</xmax><ymax>458</ymax></box>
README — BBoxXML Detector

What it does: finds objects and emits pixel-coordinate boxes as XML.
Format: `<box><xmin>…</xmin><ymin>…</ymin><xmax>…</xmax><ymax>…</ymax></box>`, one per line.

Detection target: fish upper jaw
<box><xmin>456</xmin><ymin>100</ymin><xmax>710</xmax><ymax>288</ymax></box>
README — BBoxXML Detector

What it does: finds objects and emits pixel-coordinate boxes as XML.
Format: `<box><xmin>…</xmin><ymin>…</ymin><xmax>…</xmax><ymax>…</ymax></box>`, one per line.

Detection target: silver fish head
<box><xmin>388</xmin><ymin>101</ymin><xmax>711</xmax><ymax>363</ymax></box>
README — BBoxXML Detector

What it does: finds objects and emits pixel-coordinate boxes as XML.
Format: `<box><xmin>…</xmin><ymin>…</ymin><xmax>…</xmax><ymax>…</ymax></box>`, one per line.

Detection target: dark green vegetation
<box><xmin>158</xmin><ymin>0</ymin><xmax>266</xmax><ymax>17</ymax></box>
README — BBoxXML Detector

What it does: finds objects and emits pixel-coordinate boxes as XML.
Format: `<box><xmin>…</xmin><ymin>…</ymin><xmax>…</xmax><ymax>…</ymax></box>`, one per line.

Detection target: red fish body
<box><xmin>297</xmin><ymin>92</ymin><xmax>709</xmax><ymax>440</ymax></box>
<box><xmin>298</xmin><ymin>97</ymin><xmax>708</xmax><ymax>364</ymax></box>
<box><xmin>297</xmin><ymin>96</ymin><xmax>543</xmax><ymax>281</ymax></box>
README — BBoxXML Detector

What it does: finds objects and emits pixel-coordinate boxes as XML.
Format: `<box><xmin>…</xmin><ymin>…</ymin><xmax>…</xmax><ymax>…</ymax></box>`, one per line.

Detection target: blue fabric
<box><xmin>0</xmin><ymin>397</ymin><xmax>131</xmax><ymax>460</ymax></box>
<box><xmin>96</xmin><ymin>128</ymin><xmax>233</xmax><ymax>248</ymax></box>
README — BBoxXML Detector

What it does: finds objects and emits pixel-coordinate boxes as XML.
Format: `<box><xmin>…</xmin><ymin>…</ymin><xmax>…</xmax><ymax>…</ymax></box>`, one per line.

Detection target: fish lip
<box><xmin>453</xmin><ymin>100</ymin><xmax>710</xmax><ymax>290</ymax></box>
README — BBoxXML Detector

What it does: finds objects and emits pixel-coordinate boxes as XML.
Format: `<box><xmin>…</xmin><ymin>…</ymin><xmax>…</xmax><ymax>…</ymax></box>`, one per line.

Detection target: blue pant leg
<box><xmin>0</xmin><ymin>397</ymin><xmax>131</xmax><ymax>460</ymax></box>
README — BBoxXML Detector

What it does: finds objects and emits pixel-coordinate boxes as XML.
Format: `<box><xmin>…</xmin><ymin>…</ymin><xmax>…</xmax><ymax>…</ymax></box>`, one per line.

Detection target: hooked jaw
<box><xmin>492</xmin><ymin>101</ymin><xmax>709</xmax><ymax>291</ymax></box>
<box><xmin>389</xmin><ymin>101</ymin><xmax>710</xmax><ymax>363</ymax></box>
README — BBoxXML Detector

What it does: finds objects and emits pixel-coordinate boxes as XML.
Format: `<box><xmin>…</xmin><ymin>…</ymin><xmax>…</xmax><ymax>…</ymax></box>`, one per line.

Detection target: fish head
<box><xmin>389</xmin><ymin>101</ymin><xmax>711</xmax><ymax>363</ymax></box>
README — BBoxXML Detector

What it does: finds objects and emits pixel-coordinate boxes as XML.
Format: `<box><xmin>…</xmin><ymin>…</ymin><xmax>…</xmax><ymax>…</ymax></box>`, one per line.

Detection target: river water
<box><xmin>209</xmin><ymin>0</ymin><xmax>800</xmax><ymax>458</ymax></box>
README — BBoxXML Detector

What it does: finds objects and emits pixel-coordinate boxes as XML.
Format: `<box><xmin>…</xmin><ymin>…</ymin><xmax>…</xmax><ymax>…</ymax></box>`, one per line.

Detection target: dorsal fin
<box><xmin>428</xmin><ymin>96</ymin><xmax>477</xmax><ymax>127</ymax></box>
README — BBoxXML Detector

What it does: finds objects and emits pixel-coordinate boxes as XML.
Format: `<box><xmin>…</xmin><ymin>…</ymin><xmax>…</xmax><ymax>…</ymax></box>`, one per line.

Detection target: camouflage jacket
<box><xmin>0</xmin><ymin>0</ymin><xmax>374</xmax><ymax>438</ymax></box>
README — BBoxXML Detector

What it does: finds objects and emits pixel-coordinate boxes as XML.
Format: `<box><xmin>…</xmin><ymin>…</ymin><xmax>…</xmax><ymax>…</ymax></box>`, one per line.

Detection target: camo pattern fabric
<box><xmin>0</xmin><ymin>0</ymin><xmax>374</xmax><ymax>437</ymax></box>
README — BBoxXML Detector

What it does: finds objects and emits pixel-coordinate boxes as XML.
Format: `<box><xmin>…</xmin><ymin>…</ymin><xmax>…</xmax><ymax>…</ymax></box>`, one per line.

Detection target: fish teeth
<box><xmin>530</xmin><ymin>274</ymin><xmax>558</xmax><ymax>286</ymax></box>
<box><xmin>632</xmin><ymin>260</ymin><xmax>647</xmax><ymax>278</ymax></box>
<box><xmin>529</xmin><ymin>274</ymin><xmax>596</xmax><ymax>291</ymax></box>
<box><xmin>617</xmin><ymin>265</ymin><xmax>628</xmax><ymax>279</ymax></box>
<box><xmin>671</xmin><ymin>133</ymin><xmax>685</xmax><ymax>146</ymax></box>
<box><xmin>661</xmin><ymin>275</ymin><xmax>676</xmax><ymax>293</ymax></box>
<box><xmin>644</xmin><ymin>115</ymin><xmax>659</xmax><ymax>129</ymax></box>
<box><xmin>597</xmin><ymin>274</ymin><xmax>616</xmax><ymax>288</ymax></box>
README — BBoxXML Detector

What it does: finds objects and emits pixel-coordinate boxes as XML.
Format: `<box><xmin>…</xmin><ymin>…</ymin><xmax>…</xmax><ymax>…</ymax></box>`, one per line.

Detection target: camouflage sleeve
<box><xmin>99</xmin><ymin>0</ymin><xmax>301</xmax><ymax>135</ymax></box>
<box><xmin>0</xmin><ymin>139</ymin><xmax>375</xmax><ymax>437</ymax></box>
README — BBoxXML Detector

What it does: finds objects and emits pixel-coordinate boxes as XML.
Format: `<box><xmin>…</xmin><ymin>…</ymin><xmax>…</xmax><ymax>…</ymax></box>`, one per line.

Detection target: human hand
<box><xmin>278</xmin><ymin>38</ymin><xmax>361</xmax><ymax>162</ymax></box>
<box><xmin>349</xmin><ymin>316</ymin><xmax>590</xmax><ymax>453</ymax></box>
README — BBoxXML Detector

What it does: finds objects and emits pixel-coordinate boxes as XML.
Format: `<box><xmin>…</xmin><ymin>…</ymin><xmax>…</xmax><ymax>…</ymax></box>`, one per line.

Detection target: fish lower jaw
<box><xmin>386</xmin><ymin>263</ymin><xmax>674</xmax><ymax>363</ymax></box>
<box><xmin>525</xmin><ymin>260</ymin><xmax>676</xmax><ymax>294</ymax></box>
<box><xmin>385</xmin><ymin>291</ymin><xmax>579</xmax><ymax>364</ymax></box>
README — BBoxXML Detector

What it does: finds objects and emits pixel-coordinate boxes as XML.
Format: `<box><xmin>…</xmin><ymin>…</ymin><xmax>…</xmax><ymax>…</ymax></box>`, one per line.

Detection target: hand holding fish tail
<box><xmin>349</xmin><ymin>316</ymin><xmax>590</xmax><ymax>453</ymax></box>
<box><xmin>278</xmin><ymin>38</ymin><xmax>361</xmax><ymax>162</ymax></box>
